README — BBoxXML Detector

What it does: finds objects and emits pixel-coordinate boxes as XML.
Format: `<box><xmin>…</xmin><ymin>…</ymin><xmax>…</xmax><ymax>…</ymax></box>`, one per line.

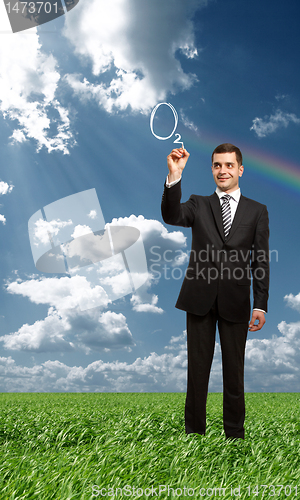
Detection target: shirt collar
<box><xmin>215</xmin><ymin>186</ymin><xmax>241</xmax><ymax>203</ymax></box>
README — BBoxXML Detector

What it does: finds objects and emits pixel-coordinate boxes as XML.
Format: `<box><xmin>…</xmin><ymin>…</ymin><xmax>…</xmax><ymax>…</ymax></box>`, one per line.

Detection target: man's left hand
<box><xmin>248</xmin><ymin>310</ymin><xmax>266</xmax><ymax>331</ymax></box>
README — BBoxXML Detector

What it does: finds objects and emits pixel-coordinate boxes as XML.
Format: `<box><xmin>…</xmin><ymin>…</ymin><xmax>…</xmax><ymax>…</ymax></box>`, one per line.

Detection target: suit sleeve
<box><xmin>251</xmin><ymin>205</ymin><xmax>269</xmax><ymax>313</ymax></box>
<box><xmin>161</xmin><ymin>179</ymin><xmax>197</xmax><ymax>227</ymax></box>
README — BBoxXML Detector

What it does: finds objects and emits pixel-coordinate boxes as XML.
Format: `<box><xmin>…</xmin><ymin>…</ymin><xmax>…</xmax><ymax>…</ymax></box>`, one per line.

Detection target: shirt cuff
<box><xmin>166</xmin><ymin>175</ymin><xmax>181</xmax><ymax>188</ymax></box>
<box><xmin>253</xmin><ymin>308</ymin><xmax>266</xmax><ymax>314</ymax></box>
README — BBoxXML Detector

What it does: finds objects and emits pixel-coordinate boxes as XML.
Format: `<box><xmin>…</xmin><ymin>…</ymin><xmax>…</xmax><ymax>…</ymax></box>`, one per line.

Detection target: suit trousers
<box><xmin>185</xmin><ymin>302</ymin><xmax>248</xmax><ymax>439</ymax></box>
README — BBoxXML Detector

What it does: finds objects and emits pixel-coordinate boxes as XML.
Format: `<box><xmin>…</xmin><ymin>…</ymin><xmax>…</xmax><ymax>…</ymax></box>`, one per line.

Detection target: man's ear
<box><xmin>239</xmin><ymin>165</ymin><xmax>244</xmax><ymax>177</ymax></box>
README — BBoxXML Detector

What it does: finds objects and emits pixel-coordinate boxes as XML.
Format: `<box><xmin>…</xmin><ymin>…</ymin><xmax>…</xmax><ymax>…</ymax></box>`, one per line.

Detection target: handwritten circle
<box><xmin>150</xmin><ymin>102</ymin><xmax>178</xmax><ymax>140</ymax></box>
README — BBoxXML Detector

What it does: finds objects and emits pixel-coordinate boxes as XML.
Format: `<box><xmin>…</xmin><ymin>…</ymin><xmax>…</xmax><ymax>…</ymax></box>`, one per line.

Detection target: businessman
<box><xmin>161</xmin><ymin>143</ymin><xmax>269</xmax><ymax>439</ymax></box>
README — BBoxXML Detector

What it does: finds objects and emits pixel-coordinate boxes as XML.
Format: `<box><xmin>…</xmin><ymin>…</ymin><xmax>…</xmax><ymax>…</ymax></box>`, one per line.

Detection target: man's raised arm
<box><xmin>166</xmin><ymin>148</ymin><xmax>190</xmax><ymax>184</ymax></box>
<box><xmin>162</xmin><ymin>148</ymin><xmax>197</xmax><ymax>228</ymax></box>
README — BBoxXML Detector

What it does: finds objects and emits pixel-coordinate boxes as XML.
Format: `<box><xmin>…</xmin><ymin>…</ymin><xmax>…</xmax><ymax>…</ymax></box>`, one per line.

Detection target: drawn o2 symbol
<box><xmin>150</xmin><ymin>103</ymin><xmax>184</xmax><ymax>148</ymax></box>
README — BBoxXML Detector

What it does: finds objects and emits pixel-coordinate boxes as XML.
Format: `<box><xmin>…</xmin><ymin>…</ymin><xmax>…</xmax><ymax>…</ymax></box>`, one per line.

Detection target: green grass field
<box><xmin>0</xmin><ymin>393</ymin><xmax>299</xmax><ymax>499</ymax></box>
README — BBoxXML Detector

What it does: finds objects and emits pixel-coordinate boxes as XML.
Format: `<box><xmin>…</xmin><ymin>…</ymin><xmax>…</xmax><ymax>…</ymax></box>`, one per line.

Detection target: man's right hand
<box><xmin>167</xmin><ymin>148</ymin><xmax>190</xmax><ymax>183</ymax></box>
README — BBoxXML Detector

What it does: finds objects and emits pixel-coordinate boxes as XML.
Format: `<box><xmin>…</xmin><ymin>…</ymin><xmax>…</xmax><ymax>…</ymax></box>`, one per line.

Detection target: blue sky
<box><xmin>0</xmin><ymin>0</ymin><xmax>300</xmax><ymax>392</ymax></box>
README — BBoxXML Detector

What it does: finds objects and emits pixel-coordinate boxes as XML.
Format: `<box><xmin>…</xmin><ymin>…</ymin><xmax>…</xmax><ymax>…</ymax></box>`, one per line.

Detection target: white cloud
<box><xmin>63</xmin><ymin>0</ymin><xmax>205</xmax><ymax>113</ymax></box>
<box><xmin>81</xmin><ymin>311</ymin><xmax>134</xmax><ymax>351</ymax></box>
<box><xmin>71</xmin><ymin>224</ymin><xmax>93</xmax><ymax>239</ymax></box>
<box><xmin>4</xmin><ymin>215</ymin><xmax>187</xmax><ymax>354</ymax></box>
<box><xmin>34</xmin><ymin>218</ymin><xmax>73</xmax><ymax>245</ymax></box>
<box><xmin>6</xmin><ymin>275</ymin><xmax>111</xmax><ymax>312</ymax></box>
<box><xmin>180</xmin><ymin>110</ymin><xmax>199</xmax><ymax>134</ymax></box>
<box><xmin>165</xmin><ymin>331</ymin><xmax>187</xmax><ymax>351</ymax></box>
<box><xmin>0</xmin><ymin>31</ymin><xmax>75</xmax><ymax>153</ymax></box>
<box><xmin>0</xmin><ymin>181</ymin><xmax>14</xmax><ymax>195</ymax></box>
<box><xmin>0</xmin><ymin>180</ymin><xmax>14</xmax><ymax>225</ymax></box>
<box><xmin>10</xmin><ymin>129</ymin><xmax>26</xmax><ymax>143</ymax></box>
<box><xmin>131</xmin><ymin>294</ymin><xmax>164</xmax><ymax>314</ymax></box>
<box><xmin>244</xmin><ymin>321</ymin><xmax>300</xmax><ymax>391</ymax></box>
<box><xmin>110</xmin><ymin>214</ymin><xmax>186</xmax><ymax>247</ymax></box>
<box><xmin>110</xmin><ymin>215</ymin><xmax>187</xmax><ymax>305</ymax></box>
<box><xmin>275</xmin><ymin>94</ymin><xmax>288</xmax><ymax>101</ymax></box>
<box><xmin>284</xmin><ymin>292</ymin><xmax>300</xmax><ymax>313</ymax></box>
<box><xmin>0</xmin><ymin>308</ymin><xmax>73</xmax><ymax>353</ymax></box>
<box><xmin>88</xmin><ymin>210</ymin><xmax>97</xmax><ymax>219</ymax></box>
<box><xmin>0</xmin><ymin>305</ymin><xmax>134</xmax><ymax>354</ymax></box>
<box><xmin>0</xmin><ymin>335</ymin><xmax>187</xmax><ymax>392</ymax></box>
<box><xmin>99</xmin><ymin>267</ymin><xmax>135</xmax><ymax>297</ymax></box>
<box><xmin>0</xmin><ymin>1</ymin><xmax>207</xmax><ymax>151</ymax></box>
<box><xmin>64</xmin><ymin>230</ymin><xmax>110</xmax><ymax>263</ymax></box>
<box><xmin>10</xmin><ymin>216</ymin><xmax>300</xmax><ymax>392</ymax></box>
<box><xmin>62</xmin><ymin>214</ymin><xmax>187</xmax><ymax>284</ymax></box>
<box><xmin>250</xmin><ymin>109</ymin><xmax>300</xmax><ymax>138</ymax></box>
<box><xmin>2</xmin><ymin>291</ymin><xmax>300</xmax><ymax>391</ymax></box>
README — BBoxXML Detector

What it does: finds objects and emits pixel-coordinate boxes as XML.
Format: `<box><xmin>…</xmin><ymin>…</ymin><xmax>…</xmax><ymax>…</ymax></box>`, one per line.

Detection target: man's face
<box><xmin>211</xmin><ymin>152</ymin><xmax>244</xmax><ymax>193</ymax></box>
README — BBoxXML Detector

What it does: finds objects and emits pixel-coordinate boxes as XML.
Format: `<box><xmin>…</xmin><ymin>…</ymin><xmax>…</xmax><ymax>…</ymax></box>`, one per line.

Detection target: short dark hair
<box><xmin>211</xmin><ymin>143</ymin><xmax>243</xmax><ymax>166</ymax></box>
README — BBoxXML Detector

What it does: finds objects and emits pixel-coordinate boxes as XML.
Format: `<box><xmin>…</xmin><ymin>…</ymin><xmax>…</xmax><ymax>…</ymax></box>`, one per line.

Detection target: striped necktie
<box><xmin>221</xmin><ymin>194</ymin><xmax>231</xmax><ymax>239</ymax></box>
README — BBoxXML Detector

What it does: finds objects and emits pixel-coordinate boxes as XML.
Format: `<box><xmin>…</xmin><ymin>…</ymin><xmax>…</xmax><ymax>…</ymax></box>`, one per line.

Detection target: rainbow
<box><xmin>242</xmin><ymin>147</ymin><xmax>300</xmax><ymax>194</ymax></box>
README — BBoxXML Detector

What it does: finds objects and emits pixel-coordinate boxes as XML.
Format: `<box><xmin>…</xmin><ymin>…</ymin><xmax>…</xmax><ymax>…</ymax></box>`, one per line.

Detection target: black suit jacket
<box><xmin>161</xmin><ymin>180</ymin><xmax>269</xmax><ymax>323</ymax></box>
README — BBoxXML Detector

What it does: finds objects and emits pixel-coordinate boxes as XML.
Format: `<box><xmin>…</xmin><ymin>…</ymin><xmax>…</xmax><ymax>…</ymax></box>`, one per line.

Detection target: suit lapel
<box><xmin>209</xmin><ymin>193</ymin><xmax>248</xmax><ymax>243</ymax></box>
<box><xmin>209</xmin><ymin>193</ymin><xmax>224</xmax><ymax>240</ymax></box>
<box><xmin>226</xmin><ymin>195</ymin><xmax>248</xmax><ymax>242</ymax></box>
